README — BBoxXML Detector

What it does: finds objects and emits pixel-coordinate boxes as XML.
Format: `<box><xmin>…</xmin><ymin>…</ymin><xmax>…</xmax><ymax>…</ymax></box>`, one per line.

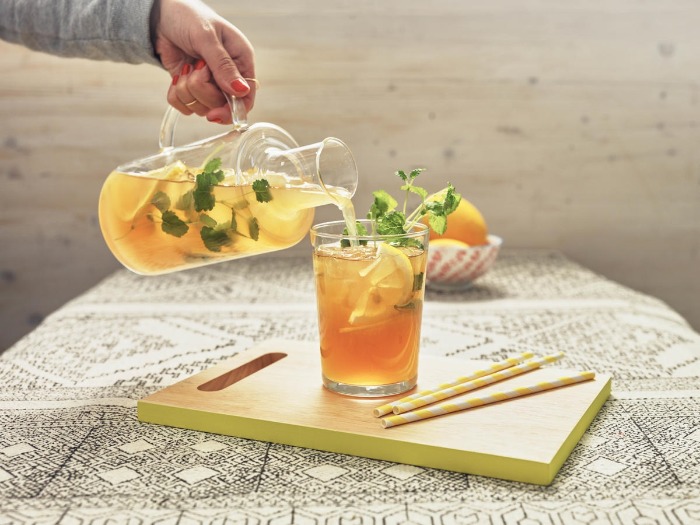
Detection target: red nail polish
<box><xmin>181</xmin><ymin>63</ymin><xmax>192</xmax><ymax>76</ymax></box>
<box><xmin>231</xmin><ymin>78</ymin><xmax>250</xmax><ymax>94</ymax></box>
<box><xmin>195</xmin><ymin>59</ymin><xmax>206</xmax><ymax>71</ymax></box>
<box><xmin>171</xmin><ymin>74</ymin><xmax>179</xmax><ymax>85</ymax></box>
<box><xmin>211</xmin><ymin>118</ymin><xmax>223</xmax><ymax>124</ymax></box>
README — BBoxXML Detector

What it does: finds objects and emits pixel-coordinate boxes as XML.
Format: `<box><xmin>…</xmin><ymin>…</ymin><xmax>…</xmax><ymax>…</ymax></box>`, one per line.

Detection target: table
<box><xmin>1</xmin><ymin>250</ymin><xmax>699</xmax><ymax>523</ymax></box>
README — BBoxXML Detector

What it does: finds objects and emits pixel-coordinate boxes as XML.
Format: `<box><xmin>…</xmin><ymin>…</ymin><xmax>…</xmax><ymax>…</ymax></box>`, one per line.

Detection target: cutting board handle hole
<box><xmin>197</xmin><ymin>352</ymin><xmax>288</xmax><ymax>391</ymax></box>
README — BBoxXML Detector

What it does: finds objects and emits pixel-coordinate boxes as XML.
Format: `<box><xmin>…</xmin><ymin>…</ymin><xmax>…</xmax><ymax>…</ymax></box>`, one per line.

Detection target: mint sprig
<box><xmin>367</xmin><ymin>168</ymin><xmax>461</xmax><ymax>239</ymax></box>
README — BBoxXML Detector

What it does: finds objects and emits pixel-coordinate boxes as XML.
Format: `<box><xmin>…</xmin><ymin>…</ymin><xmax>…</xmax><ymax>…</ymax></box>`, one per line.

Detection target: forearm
<box><xmin>0</xmin><ymin>0</ymin><xmax>160</xmax><ymax>65</ymax></box>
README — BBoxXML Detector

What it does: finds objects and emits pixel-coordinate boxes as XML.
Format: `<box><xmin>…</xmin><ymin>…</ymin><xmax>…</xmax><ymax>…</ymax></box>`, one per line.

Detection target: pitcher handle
<box><xmin>158</xmin><ymin>95</ymin><xmax>248</xmax><ymax>151</ymax></box>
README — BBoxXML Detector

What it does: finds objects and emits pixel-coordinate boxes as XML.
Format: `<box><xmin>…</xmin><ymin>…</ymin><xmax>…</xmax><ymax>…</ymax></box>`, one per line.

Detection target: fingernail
<box><xmin>231</xmin><ymin>78</ymin><xmax>250</xmax><ymax>94</ymax></box>
<box><xmin>171</xmin><ymin>74</ymin><xmax>179</xmax><ymax>85</ymax></box>
<box><xmin>181</xmin><ymin>63</ymin><xmax>192</xmax><ymax>76</ymax></box>
<box><xmin>208</xmin><ymin>117</ymin><xmax>223</xmax><ymax>124</ymax></box>
<box><xmin>195</xmin><ymin>59</ymin><xmax>206</xmax><ymax>70</ymax></box>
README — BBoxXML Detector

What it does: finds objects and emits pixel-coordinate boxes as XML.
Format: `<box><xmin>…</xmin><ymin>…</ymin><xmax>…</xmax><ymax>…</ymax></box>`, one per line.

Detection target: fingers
<box><xmin>167</xmin><ymin>63</ymin><xmax>196</xmax><ymax>116</ymax></box>
<box><xmin>227</xmin><ymin>77</ymin><xmax>257</xmax><ymax>114</ymax></box>
<box><xmin>167</xmin><ymin>57</ymin><xmax>258</xmax><ymax>124</ymax></box>
<box><xmin>188</xmin><ymin>60</ymin><xmax>228</xmax><ymax>111</ymax></box>
<box><xmin>205</xmin><ymin>105</ymin><xmax>233</xmax><ymax>125</ymax></box>
<box><xmin>167</xmin><ymin>60</ymin><xmax>230</xmax><ymax>123</ymax></box>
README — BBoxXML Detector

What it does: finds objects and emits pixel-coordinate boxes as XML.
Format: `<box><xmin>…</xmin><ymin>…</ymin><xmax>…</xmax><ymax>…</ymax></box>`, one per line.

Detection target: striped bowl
<box><xmin>425</xmin><ymin>234</ymin><xmax>503</xmax><ymax>291</ymax></box>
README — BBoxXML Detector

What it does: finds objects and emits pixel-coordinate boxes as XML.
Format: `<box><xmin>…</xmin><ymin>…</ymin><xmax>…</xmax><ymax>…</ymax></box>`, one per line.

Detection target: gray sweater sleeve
<box><xmin>0</xmin><ymin>0</ymin><xmax>160</xmax><ymax>65</ymax></box>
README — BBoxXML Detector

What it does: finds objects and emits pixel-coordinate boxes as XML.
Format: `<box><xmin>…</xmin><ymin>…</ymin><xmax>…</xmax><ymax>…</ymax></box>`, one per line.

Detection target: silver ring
<box><xmin>184</xmin><ymin>99</ymin><xmax>198</xmax><ymax>107</ymax></box>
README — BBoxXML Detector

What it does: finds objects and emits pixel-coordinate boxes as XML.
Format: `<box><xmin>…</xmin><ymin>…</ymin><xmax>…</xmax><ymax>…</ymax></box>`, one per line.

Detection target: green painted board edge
<box><xmin>138</xmin><ymin>377</ymin><xmax>610</xmax><ymax>485</ymax></box>
<box><xmin>547</xmin><ymin>376</ymin><xmax>612</xmax><ymax>480</ymax></box>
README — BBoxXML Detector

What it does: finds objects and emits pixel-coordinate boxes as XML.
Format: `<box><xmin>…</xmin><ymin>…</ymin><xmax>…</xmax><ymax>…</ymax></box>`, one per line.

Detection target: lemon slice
<box><xmin>430</xmin><ymin>238</ymin><xmax>470</xmax><ymax>249</ymax></box>
<box><xmin>162</xmin><ymin>160</ymin><xmax>191</xmax><ymax>181</ymax></box>
<box><xmin>349</xmin><ymin>243</ymin><xmax>415</xmax><ymax>324</ymax></box>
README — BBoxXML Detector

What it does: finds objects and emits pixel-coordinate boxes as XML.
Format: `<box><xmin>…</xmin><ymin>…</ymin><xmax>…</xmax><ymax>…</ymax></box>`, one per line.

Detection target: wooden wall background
<box><xmin>1</xmin><ymin>0</ymin><xmax>699</xmax><ymax>351</ymax></box>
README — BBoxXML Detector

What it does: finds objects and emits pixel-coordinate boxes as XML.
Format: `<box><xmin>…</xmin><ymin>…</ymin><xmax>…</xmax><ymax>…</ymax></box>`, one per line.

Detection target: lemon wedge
<box><xmin>349</xmin><ymin>243</ymin><xmax>415</xmax><ymax>325</ymax></box>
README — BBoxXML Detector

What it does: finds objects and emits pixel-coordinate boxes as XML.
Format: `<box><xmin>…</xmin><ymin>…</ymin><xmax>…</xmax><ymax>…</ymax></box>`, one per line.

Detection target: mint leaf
<box><xmin>424</xmin><ymin>199</ymin><xmax>444</xmax><ymax>215</ymax></box>
<box><xmin>409</xmin><ymin>168</ymin><xmax>425</xmax><ymax>180</ymax></box>
<box><xmin>151</xmin><ymin>191</ymin><xmax>170</xmax><ymax>213</ymax></box>
<box><xmin>442</xmin><ymin>184</ymin><xmax>461</xmax><ymax>215</ymax></box>
<box><xmin>200</xmin><ymin>226</ymin><xmax>230</xmax><ymax>252</ymax></box>
<box><xmin>422</xmin><ymin>185</ymin><xmax>461</xmax><ymax>235</ymax></box>
<box><xmin>368</xmin><ymin>190</ymin><xmax>397</xmax><ymax>222</ymax></box>
<box><xmin>396</xmin><ymin>168</ymin><xmax>424</xmax><ymax>183</ymax></box>
<box><xmin>428</xmin><ymin>213</ymin><xmax>448</xmax><ymax>235</ymax></box>
<box><xmin>199</xmin><ymin>214</ymin><xmax>217</xmax><ymax>228</ymax></box>
<box><xmin>248</xmin><ymin>217</ymin><xmax>260</xmax><ymax>241</ymax></box>
<box><xmin>175</xmin><ymin>189</ymin><xmax>193</xmax><ymax>210</ymax></box>
<box><xmin>401</xmin><ymin>184</ymin><xmax>428</xmax><ymax>200</ymax></box>
<box><xmin>193</xmin><ymin>171</ymin><xmax>216</xmax><ymax>211</ymax></box>
<box><xmin>396</xmin><ymin>170</ymin><xmax>408</xmax><ymax>182</ymax></box>
<box><xmin>413</xmin><ymin>272</ymin><xmax>425</xmax><ymax>291</ymax></box>
<box><xmin>204</xmin><ymin>157</ymin><xmax>222</xmax><ymax>172</ymax></box>
<box><xmin>193</xmin><ymin>159</ymin><xmax>226</xmax><ymax>211</ymax></box>
<box><xmin>376</xmin><ymin>211</ymin><xmax>406</xmax><ymax>236</ymax></box>
<box><xmin>344</xmin><ymin>221</ymin><xmax>368</xmax><ymax>237</ymax></box>
<box><xmin>203</xmin><ymin>158</ymin><xmax>224</xmax><ymax>182</ymax></box>
<box><xmin>252</xmin><ymin>179</ymin><xmax>273</xmax><ymax>203</ymax></box>
<box><xmin>161</xmin><ymin>210</ymin><xmax>188</xmax><ymax>237</ymax></box>
<box><xmin>230</xmin><ymin>209</ymin><xmax>238</xmax><ymax>233</ymax></box>
<box><xmin>341</xmin><ymin>221</ymin><xmax>369</xmax><ymax>247</ymax></box>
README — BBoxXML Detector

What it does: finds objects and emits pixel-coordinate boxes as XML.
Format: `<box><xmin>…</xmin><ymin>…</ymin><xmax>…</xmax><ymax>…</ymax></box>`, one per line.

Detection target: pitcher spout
<box><xmin>260</xmin><ymin>137</ymin><xmax>358</xmax><ymax>199</ymax></box>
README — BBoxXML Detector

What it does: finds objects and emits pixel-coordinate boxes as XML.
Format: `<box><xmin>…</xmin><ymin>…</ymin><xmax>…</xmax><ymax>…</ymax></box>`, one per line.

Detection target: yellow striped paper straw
<box><xmin>391</xmin><ymin>352</ymin><xmax>564</xmax><ymax>415</ymax></box>
<box><xmin>372</xmin><ymin>352</ymin><xmax>535</xmax><ymax>418</ymax></box>
<box><xmin>381</xmin><ymin>370</ymin><xmax>595</xmax><ymax>428</ymax></box>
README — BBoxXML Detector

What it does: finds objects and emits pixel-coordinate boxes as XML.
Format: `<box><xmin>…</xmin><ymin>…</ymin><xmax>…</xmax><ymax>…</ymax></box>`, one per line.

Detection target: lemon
<box><xmin>430</xmin><ymin>238</ymin><xmax>470</xmax><ymax>249</ymax></box>
<box><xmin>349</xmin><ymin>243</ymin><xmax>415</xmax><ymax>324</ymax></box>
<box><xmin>162</xmin><ymin>160</ymin><xmax>191</xmax><ymax>181</ymax></box>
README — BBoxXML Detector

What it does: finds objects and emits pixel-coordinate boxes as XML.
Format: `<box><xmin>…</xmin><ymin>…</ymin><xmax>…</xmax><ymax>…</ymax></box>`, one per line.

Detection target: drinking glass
<box><xmin>310</xmin><ymin>220</ymin><xmax>430</xmax><ymax>397</ymax></box>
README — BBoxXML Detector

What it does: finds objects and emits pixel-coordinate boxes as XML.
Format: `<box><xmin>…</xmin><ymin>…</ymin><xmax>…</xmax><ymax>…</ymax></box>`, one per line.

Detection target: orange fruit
<box><xmin>423</xmin><ymin>195</ymin><xmax>488</xmax><ymax>245</ymax></box>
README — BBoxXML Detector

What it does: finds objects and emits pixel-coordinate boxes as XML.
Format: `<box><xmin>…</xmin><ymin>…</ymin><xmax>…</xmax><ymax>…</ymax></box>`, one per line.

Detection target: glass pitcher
<box><xmin>98</xmin><ymin>98</ymin><xmax>358</xmax><ymax>275</ymax></box>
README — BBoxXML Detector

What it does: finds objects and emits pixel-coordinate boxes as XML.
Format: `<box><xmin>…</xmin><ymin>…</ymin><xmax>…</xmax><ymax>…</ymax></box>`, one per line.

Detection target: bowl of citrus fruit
<box><xmin>423</xmin><ymin>195</ymin><xmax>502</xmax><ymax>291</ymax></box>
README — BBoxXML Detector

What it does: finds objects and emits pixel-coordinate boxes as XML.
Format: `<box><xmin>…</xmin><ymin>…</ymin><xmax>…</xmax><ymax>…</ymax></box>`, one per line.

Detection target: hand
<box><xmin>150</xmin><ymin>0</ymin><xmax>257</xmax><ymax>124</ymax></box>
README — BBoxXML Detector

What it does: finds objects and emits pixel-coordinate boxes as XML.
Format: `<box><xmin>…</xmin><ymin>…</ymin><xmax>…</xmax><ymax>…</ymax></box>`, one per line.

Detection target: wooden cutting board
<box><xmin>138</xmin><ymin>339</ymin><xmax>611</xmax><ymax>485</ymax></box>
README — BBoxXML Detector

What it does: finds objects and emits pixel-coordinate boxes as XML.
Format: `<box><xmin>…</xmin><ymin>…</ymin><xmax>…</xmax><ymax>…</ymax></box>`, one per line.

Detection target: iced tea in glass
<box><xmin>310</xmin><ymin>219</ymin><xmax>429</xmax><ymax>397</ymax></box>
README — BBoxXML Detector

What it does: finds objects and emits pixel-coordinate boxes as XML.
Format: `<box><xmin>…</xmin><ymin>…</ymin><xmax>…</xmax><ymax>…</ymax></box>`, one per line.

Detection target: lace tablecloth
<box><xmin>1</xmin><ymin>251</ymin><xmax>699</xmax><ymax>523</ymax></box>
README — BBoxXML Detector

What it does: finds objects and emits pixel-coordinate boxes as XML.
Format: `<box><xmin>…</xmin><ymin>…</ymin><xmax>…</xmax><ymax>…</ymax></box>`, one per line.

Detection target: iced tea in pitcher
<box><xmin>99</xmin><ymin>159</ymin><xmax>351</xmax><ymax>275</ymax></box>
<box><xmin>99</xmin><ymin>98</ymin><xmax>357</xmax><ymax>275</ymax></box>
